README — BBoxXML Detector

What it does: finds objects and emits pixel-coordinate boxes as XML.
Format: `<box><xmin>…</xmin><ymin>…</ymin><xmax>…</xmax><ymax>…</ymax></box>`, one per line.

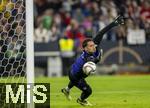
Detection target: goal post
<box><xmin>0</xmin><ymin>0</ymin><xmax>35</xmax><ymax>107</ymax></box>
<box><xmin>26</xmin><ymin>0</ymin><xmax>34</xmax><ymax>108</ymax></box>
<box><xmin>26</xmin><ymin>0</ymin><xmax>34</xmax><ymax>84</ymax></box>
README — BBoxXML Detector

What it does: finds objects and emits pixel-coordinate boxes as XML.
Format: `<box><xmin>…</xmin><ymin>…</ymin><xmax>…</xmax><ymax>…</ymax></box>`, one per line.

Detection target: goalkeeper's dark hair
<box><xmin>82</xmin><ymin>38</ymin><xmax>93</xmax><ymax>48</ymax></box>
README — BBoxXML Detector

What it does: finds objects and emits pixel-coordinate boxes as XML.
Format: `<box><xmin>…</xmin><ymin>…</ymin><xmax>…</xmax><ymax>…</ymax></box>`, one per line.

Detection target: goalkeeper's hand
<box><xmin>114</xmin><ymin>15</ymin><xmax>127</xmax><ymax>25</ymax></box>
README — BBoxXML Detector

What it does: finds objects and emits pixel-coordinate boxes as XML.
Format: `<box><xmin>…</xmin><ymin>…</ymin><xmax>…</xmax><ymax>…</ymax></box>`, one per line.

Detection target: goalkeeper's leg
<box><xmin>76</xmin><ymin>79</ymin><xmax>93</xmax><ymax>106</ymax></box>
<box><xmin>61</xmin><ymin>71</ymin><xmax>74</xmax><ymax>101</ymax></box>
<box><xmin>61</xmin><ymin>81</ymin><xmax>73</xmax><ymax>101</ymax></box>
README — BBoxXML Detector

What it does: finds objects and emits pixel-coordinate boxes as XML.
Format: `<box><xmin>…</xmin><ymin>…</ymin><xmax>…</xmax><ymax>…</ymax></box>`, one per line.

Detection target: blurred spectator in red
<box><xmin>60</xmin><ymin>9</ymin><xmax>71</xmax><ymax>27</ymax></box>
<box><xmin>140</xmin><ymin>0</ymin><xmax>150</xmax><ymax>23</ymax></box>
<box><xmin>139</xmin><ymin>0</ymin><xmax>150</xmax><ymax>40</ymax></box>
<box><xmin>65</xmin><ymin>19</ymin><xmax>85</xmax><ymax>49</ymax></box>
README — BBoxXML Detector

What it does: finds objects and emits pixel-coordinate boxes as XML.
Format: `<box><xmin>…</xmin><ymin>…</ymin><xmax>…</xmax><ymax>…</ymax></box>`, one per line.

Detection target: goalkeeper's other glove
<box><xmin>114</xmin><ymin>15</ymin><xmax>127</xmax><ymax>26</ymax></box>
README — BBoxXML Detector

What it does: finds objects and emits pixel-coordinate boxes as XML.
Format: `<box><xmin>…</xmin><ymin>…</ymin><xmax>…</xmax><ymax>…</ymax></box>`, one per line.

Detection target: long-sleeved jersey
<box><xmin>71</xmin><ymin>47</ymin><xmax>101</xmax><ymax>79</ymax></box>
<box><xmin>70</xmin><ymin>20</ymin><xmax>120</xmax><ymax>80</ymax></box>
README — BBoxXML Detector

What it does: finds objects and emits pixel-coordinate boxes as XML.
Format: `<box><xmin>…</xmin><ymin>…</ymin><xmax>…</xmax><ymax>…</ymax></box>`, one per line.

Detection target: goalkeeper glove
<box><xmin>114</xmin><ymin>15</ymin><xmax>127</xmax><ymax>26</ymax></box>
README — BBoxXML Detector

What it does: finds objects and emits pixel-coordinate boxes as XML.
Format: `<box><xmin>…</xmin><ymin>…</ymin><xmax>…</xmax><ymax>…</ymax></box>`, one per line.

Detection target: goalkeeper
<box><xmin>61</xmin><ymin>15</ymin><xmax>125</xmax><ymax>106</ymax></box>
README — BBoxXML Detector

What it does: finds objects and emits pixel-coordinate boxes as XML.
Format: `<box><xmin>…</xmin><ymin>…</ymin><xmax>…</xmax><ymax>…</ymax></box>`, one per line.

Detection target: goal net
<box><xmin>0</xmin><ymin>0</ymin><xmax>34</xmax><ymax>107</ymax></box>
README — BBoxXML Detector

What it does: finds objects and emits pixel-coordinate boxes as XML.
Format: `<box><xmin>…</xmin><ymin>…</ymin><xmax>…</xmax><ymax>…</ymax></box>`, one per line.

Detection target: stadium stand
<box><xmin>33</xmin><ymin>0</ymin><xmax>150</xmax><ymax>76</ymax></box>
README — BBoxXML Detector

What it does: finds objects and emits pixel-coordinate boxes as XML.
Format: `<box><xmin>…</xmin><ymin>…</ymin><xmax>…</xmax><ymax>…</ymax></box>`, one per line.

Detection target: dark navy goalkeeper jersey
<box><xmin>70</xmin><ymin>20</ymin><xmax>118</xmax><ymax>80</ymax></box>
<box><xmin>71</xmin><ymin>47</ymin><xmax>101</xmax><ymax>79</ymax></box>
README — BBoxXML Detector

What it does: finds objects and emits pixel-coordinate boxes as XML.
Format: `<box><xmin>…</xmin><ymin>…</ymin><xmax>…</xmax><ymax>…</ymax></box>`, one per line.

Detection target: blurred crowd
<box><xmin>0</xmin><ymin>0</ymin><xmax>149</xmax><ymax>75</ymax></box>
<box><xmin>34</xmin><ymin>0</ymin><xmax>150</xmax><ymax>45</ymax></box>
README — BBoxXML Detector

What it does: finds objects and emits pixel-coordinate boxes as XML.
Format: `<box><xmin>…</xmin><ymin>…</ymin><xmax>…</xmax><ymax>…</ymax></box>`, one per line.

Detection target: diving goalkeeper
<box><xmin>61</xmin><ymin>15</ymin><xmax>125</xmax><ymax>106</ymax></box>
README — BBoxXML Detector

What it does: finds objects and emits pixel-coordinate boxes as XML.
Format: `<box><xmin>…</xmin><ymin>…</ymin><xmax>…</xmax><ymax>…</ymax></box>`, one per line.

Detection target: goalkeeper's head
<box><xmin>82</xmin><ymin>38</ymin><xmax>97</xmax><ymax>54</ymax></box>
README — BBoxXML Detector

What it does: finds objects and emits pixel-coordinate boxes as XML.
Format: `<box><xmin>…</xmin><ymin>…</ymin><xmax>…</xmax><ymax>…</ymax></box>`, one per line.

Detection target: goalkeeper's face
<box><xmin>84</xmin><ymin>41</ymin><xmax>96</xmax><ymax>53</ymax></box>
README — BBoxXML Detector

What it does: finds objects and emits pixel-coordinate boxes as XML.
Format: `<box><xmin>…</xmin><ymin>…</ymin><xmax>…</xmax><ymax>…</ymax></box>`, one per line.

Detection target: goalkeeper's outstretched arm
<box><xmin>93</xmin><ymin>15</ymin><xmax>126</xmax><ymax>46</ymax></box>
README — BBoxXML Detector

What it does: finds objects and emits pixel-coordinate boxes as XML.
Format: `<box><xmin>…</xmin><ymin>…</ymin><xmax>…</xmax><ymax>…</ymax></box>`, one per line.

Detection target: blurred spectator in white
<box><xmin>34</xmin><ymin>23</ymin><xmax>49</xmax><ymax>43</ymax></box>
<box><xmin>127</xmin><ymin>19</ymin><xmax>146</xmax><ymax>44</ymax></box>
<box><xmin>62</xmin><ymin>0</ymin><xmax>72</xmax><ymax>12</ymax></box>
<box><xmin>106</xmin><ymin>0</ymin><xmax>117</xmax><ymax>22</ymax></box>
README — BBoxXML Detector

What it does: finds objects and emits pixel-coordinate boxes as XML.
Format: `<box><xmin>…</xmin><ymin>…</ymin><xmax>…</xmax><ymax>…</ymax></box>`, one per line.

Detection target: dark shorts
<box><xmin>69</xmin><ymin>71</ymin><xmax>91</xmax><ymax>91</ymax></box>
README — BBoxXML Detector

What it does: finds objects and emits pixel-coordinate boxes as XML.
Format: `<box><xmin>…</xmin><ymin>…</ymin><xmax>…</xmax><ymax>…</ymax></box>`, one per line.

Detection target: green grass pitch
<box><xmin>37</xmin><ymin>75</ymin><xmax>150</xmax><ymax>108</ymax></box>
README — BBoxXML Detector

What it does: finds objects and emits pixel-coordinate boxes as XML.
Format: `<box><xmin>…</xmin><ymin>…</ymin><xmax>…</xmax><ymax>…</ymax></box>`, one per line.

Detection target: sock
<box><xmin>65</xmin><ymin>87</ymin><xmax>70</xmax><ymax>92</ymax></box>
